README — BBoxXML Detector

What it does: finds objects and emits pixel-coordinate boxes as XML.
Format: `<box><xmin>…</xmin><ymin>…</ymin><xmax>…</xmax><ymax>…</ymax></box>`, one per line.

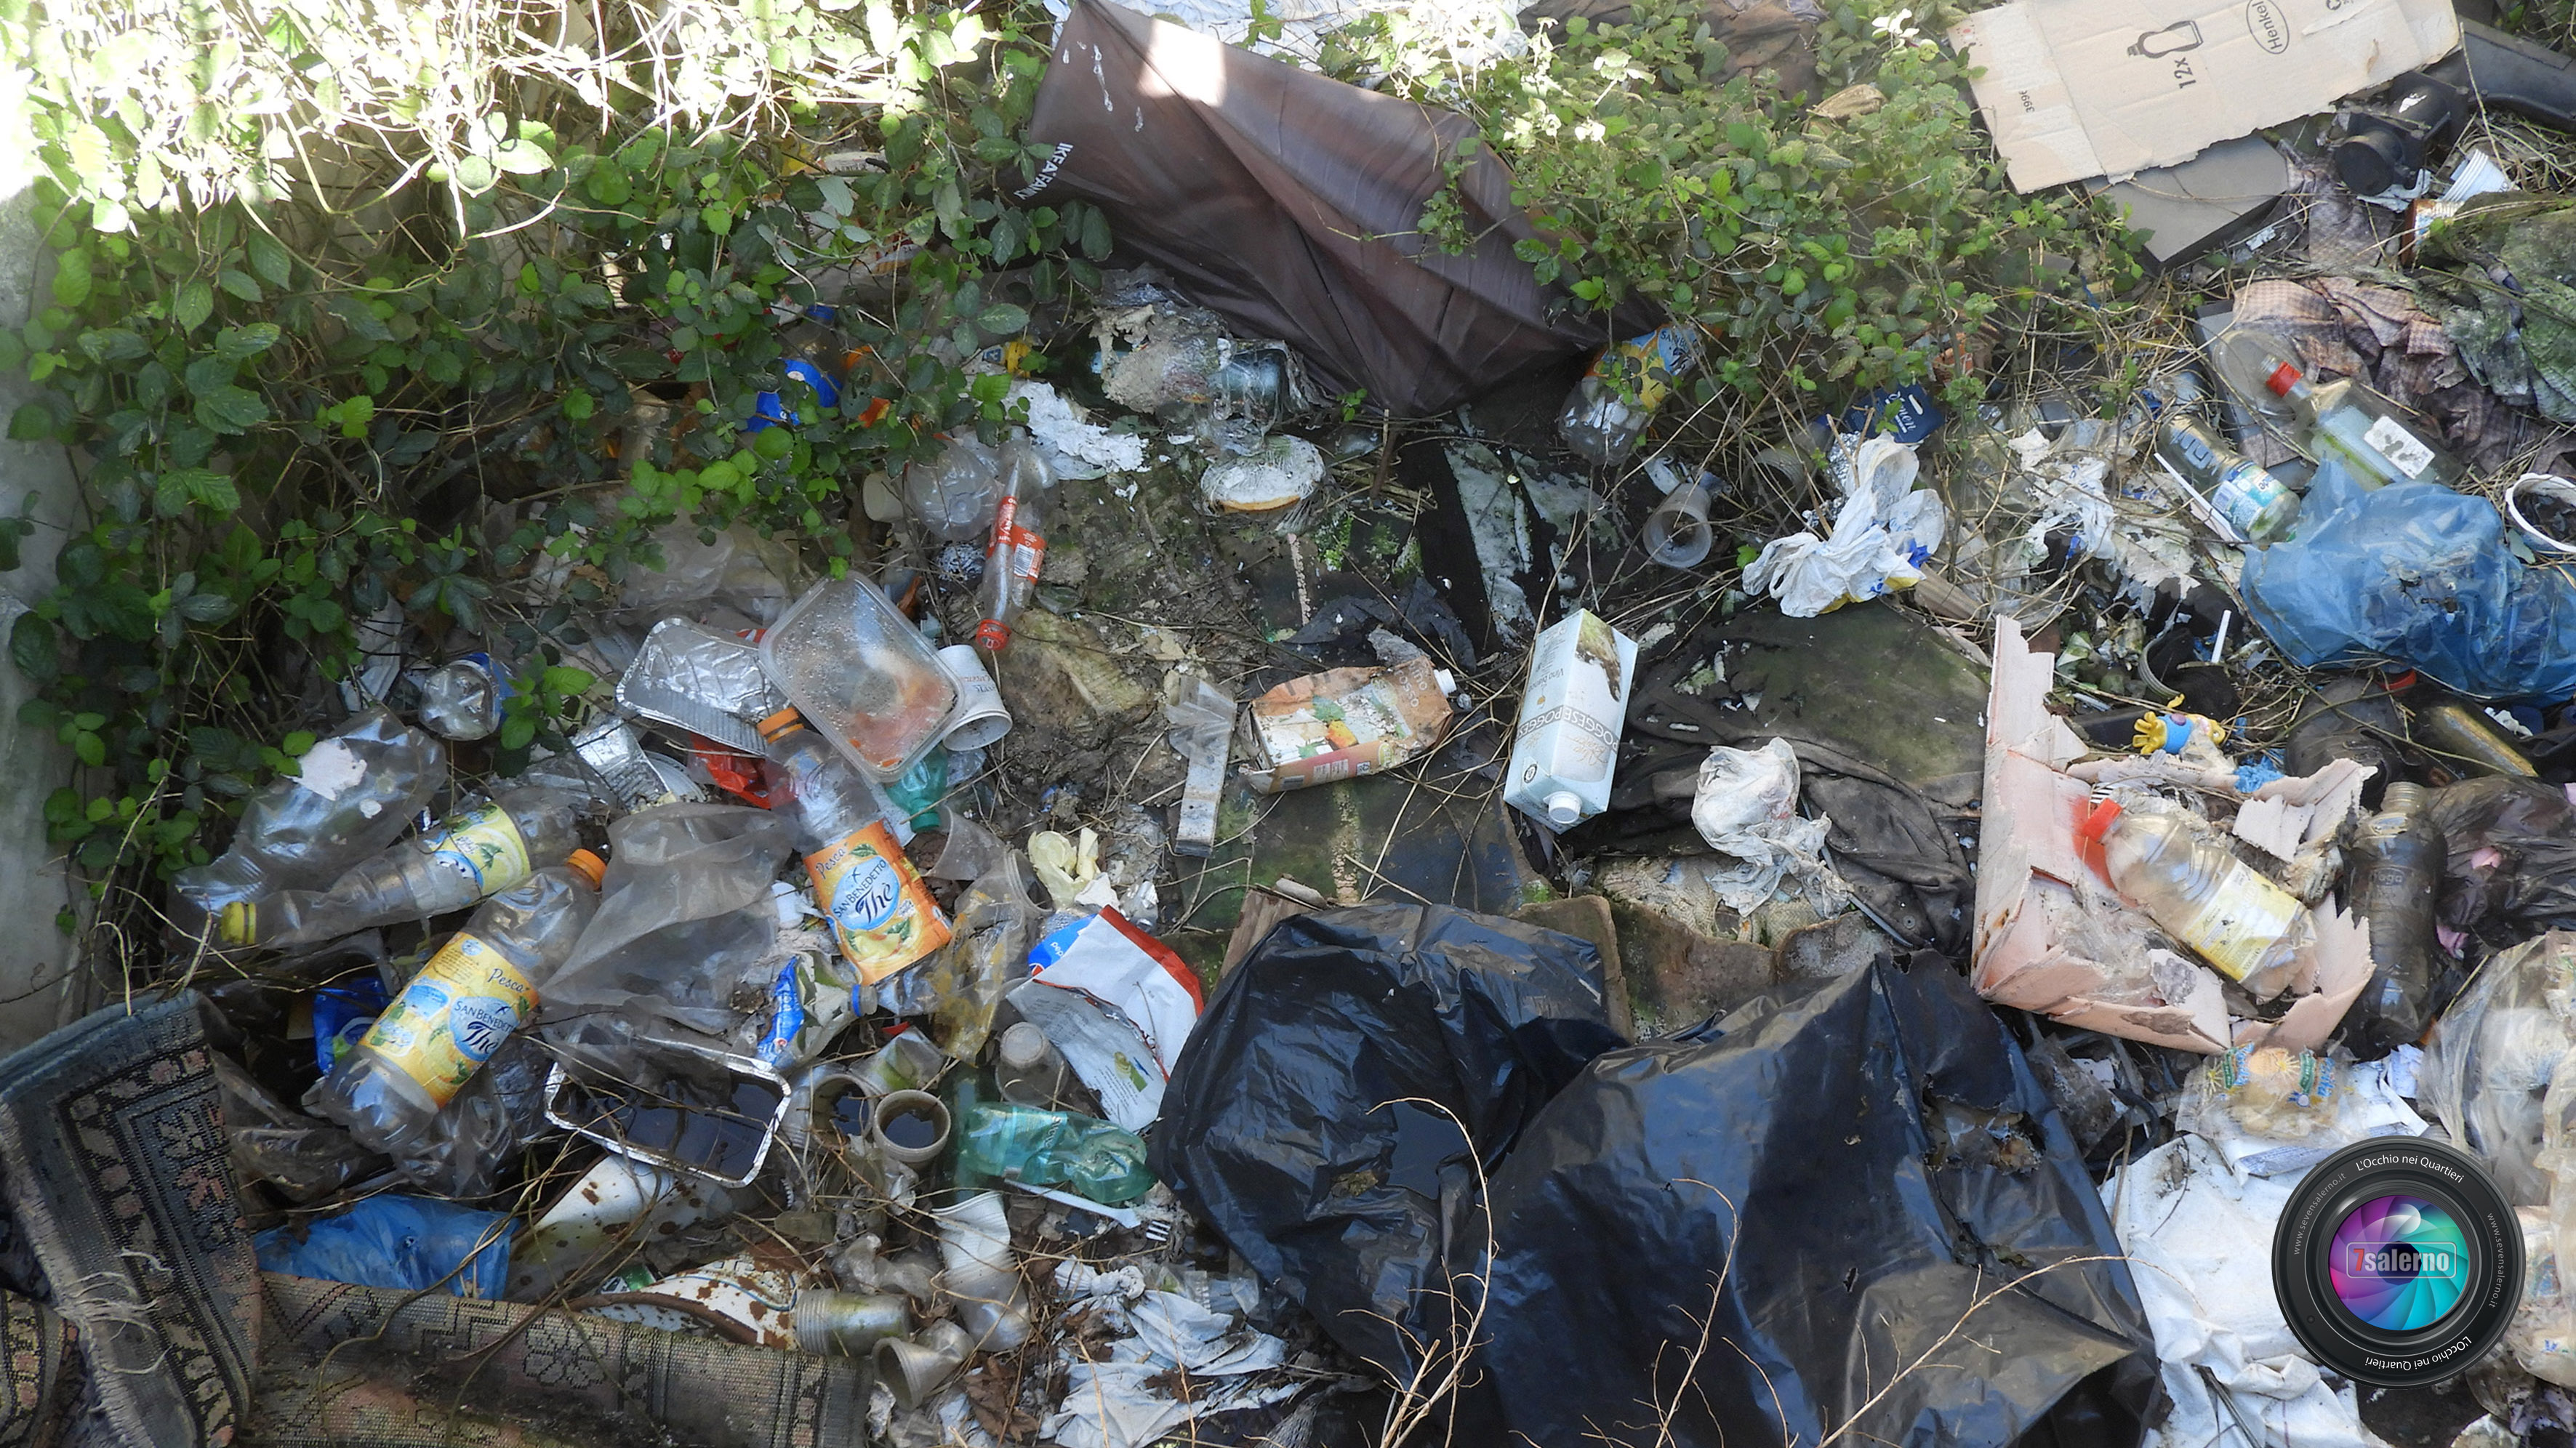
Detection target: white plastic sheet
<box><xmin>1688</xmin><ymin>739</ymin><xmax>1845</xmax><ymax>914</ymax></box>
<box><xmin>2103</xmin><ymin>1135</ymin><xmax>2382</xmax><ymax>1448</ymax></box>
<box><xmin>1743</xmin><ymin>435</ymin><xmax>1946</xmax><ymax>617</ymax></box>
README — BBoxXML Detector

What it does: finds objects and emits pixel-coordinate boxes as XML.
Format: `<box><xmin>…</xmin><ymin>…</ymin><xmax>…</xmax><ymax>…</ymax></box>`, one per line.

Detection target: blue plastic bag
<box><xmin>254</xmin><ymin>1194</ymin><xmax>511</xmax><ymax>1298</ymax></box>
<box><xmin>2242</xmin><ymin>459</ymin><xmax>2576</xmax><ymax>701</ymax></box>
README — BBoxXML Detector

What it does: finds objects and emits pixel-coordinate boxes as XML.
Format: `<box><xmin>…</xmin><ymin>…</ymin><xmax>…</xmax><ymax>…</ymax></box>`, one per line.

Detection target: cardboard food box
<box><xmin>1953</xmin><ymin>0</ymin><xmax>2460</xmax><ymax>192</ymax></box>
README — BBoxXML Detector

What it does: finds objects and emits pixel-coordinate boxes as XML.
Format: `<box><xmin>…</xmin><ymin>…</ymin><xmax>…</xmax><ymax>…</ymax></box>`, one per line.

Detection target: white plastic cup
<box><xmin>935</xmin><ymin>644</ymin><xmax>1013</xmax><ymax>750</ymax></box>
<box><xmin>1643</xmin><ymin>478</ymin><xmax>1714</xmax><ymax>568</ymax></box>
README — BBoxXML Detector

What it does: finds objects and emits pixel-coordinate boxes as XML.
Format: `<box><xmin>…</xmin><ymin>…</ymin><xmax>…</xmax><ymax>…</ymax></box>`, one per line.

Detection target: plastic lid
<box><xmin>2074</xmin><ymin>797</ymin><xmax>2124</xmax><ymax>847</ymax></box>
<box><xmin>1544</xmin><ymin>790</ymin><xmax>1584</xmax><ymax>827</ymax></box>
<box><xmin>755</xmin><ymin>707</ymin><xmax>806</xmax><ymax>741</ymax></box>
<box><xmin>565</xmin><ymin>849</ymin><xmax>608</xmax><ymax>888</ymax></box>
<box><xmin>2263</xmin><ymin>360</ymin><xmax>2303</xmax><ymax>398</ymax></box>
<box><xmin>218</xmin><ymin>901</ymin><xmax>252</xmax><ymax>946</ymax></box>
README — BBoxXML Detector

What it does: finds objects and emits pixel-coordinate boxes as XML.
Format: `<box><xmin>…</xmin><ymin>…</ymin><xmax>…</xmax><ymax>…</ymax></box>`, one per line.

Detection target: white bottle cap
<box><xmin>1544</xmin><ymin>790</ymin><xmax>1583</xmax><ymax>827</ymax></box>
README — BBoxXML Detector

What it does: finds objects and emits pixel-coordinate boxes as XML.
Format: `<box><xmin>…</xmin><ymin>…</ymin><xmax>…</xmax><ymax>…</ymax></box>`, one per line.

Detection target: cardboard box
<box><xmin>1972</xmin><ymin>617</ymin><xmax>2371</xmax><ymax>1054</ymax></box>
<box><xmin>1953</xmin><ymin>0</ymin><xmax>2460</xmax><ymax>192</ymax></box>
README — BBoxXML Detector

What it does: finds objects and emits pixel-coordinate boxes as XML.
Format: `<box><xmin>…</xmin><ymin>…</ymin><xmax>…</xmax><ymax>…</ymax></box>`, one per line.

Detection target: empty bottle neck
<box><xmin>2380</xmin><ymin>781</ymin><xmax>2425</xmax><ymax>815</ymax></box>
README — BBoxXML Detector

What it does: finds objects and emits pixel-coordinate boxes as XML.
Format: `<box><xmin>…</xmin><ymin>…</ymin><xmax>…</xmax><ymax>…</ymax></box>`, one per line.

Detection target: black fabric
<box><xmin>1026</xmin><ymin>0</ymin><xmax>1652</xmax><ymax>417</ymax></box>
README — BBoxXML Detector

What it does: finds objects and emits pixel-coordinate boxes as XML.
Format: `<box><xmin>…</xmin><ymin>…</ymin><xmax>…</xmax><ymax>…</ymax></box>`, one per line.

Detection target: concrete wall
<box><xmin>0</xmin><ymin>86</ymin><xmax>95</xmax><ymax>1050</ymax></box>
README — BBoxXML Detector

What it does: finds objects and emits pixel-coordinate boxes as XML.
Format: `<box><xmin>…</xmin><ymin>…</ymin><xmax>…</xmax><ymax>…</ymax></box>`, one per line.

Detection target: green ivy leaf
<box><xmin>246</xmin><ymin>230</ymin><xmax>292</xmax><ymax>288</ymax></box>
<box><xmin>7</xmin><ymin>404</ymin><xmax>52</xmax><ymax>443</ymax></box>
<box><xmin>193</xmin><ymin>387</ymin><xmax>268</xmax><ymax>435</ymax></box>
<box><xmin>281</xmin><ymin>730</ymin><xmax>316</xmax><ymax>756</ymax></box>
<box><xmin>217</xmin><ymin>268</ymin><xmax>262</xmax><ymax>303</ymax></box>
<box><xmin>9</xmin><ymin>614</ymin><xmax>58</xmax><ymax>683</ymax></box>
<box><xmin>585</xmin><ymin>162</ymin><xmax>633</xmax><ymax>205</ymax></box>
<box><xmin>73</xmin><ymin>733</ymin><xmax>104</xmax><ymax>769</ymax></box>
<box><xmin>499</xmin><ymin>714</ymin><xmax>537</xmax><ymax>751</ymax></box>
<box><xmin>49</xmin><ymin>249</ymin><xmax>91</xmax><ymax>308</ymax></box>
<box><xmin>174</xmin><ymin>278</ymin><xmax>214</xmax><ymax>333</ymax></box>
<box><xmin>541</xmin><ymin>665</ymin><xmax>595</xmax><ymax>696</ymax></box>
<box><xmin>978</xmin><ymin>302</ymin><xmax>1029</xmax><ymax>335</ymax></box>
<box><xmin>213</xmin><ymin>323</ymin><xmax>281</xmax><ymax>361</ymax></box>
<box><xmin>76</xmin><ymin>329</ymin><xmax>149</xmax><ymax>363</ymax></box>
<box><xmin>454</xmin><ymin>155</ymin><xmax>497</xmax><ymax>193</ymax></box>
<box><xmin>494</xmin><ymin>138</ymin><xmax>553</xmax><ymax>174</ymax></box>
<box><xmin>1079</xmin><ymin>207</ymin><xmax>1112</xmax><ymax>261</ymax></box>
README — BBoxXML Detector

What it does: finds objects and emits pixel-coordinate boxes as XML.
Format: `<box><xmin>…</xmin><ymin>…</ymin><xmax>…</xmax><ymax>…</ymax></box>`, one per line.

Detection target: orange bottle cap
<box><xmin>2075</xmin><ymin>797</ymin><xmax>2124</xmax><ymax>847</ymax></box>
<box><xmin>565</xmin><ymin>849</ymin><xmax>608</xmax><ymax>888</ymax></box>
<box><xmin>756</xmin><ymin>707</ymin><xmax>806</xmax><ymax>741</ymax></box>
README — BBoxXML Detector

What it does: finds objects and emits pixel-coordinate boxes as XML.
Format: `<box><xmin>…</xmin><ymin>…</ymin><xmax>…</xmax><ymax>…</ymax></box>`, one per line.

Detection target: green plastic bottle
<box><xmin>955</xmin><ymin>1103</ymin><xmax>1153</xmax><ymax>1205</ymax></box>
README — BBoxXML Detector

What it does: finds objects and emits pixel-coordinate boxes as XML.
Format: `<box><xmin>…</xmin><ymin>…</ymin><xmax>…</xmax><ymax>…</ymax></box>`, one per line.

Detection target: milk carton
<box><xmin>1503</xmin><ymin>611</ymin><xmax>1637</xmax><ymax>828</ymax></box>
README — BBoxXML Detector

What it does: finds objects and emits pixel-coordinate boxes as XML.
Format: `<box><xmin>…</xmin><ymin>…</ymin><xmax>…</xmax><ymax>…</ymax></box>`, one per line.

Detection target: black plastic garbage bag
<box><xmin>1459</xmin><ymin>956</ymin><xmax>2159</xmax><ymax>1448</ymax></box>
<box><xmin>1152</xmin><ymin>905</ymin><xmax>1626</xmax><ymax>1380</ymax></box>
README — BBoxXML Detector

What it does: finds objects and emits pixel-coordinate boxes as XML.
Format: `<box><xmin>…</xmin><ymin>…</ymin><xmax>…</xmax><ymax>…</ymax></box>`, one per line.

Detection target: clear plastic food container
<box><xmin>760</xmin><ymin>576</ymin><xmax>958</xmax><ymax>781</ymax></box>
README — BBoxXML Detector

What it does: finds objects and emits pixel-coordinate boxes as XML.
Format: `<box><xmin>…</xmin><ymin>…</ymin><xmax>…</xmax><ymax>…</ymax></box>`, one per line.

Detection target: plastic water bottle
<box><xmin>2152</xmin><ymin>414</ymin><xmax>2302</xmax><ymax>544</ymax></box>
<box><xmin>313</xmin><ymin>850</ymin><xmax>605</xmax><ymax>1158</ymax></box>
<box><xmin>2078</xmin><ymin>796</ymin><xmax>2313</xmax><ymax>999</ymax></box>
<box><xmin>2345</xmin><ymin>782</ymin><xmax>2448</xmax><ymax>1057</ymax></box>
<box><xmin>417</xmin><ymin>654</ymin><xmax>505</xmax><ymax>741</ymax></box>
<box><xmin>221</xmin><ymin>787</ymin><xmax>581</xmax><ymax>948</ymax></box>
<box><xmin>973</xmin><ymin>441</ymin><xmax>1051</xmax><ymax>653</ymax></box>
<box><xmin>954</xmin><ymin>1103</ymin><xmax>1153</xmax><ymax>1204</ymax></box>
<box><xmin>1557</xmin><ymin>324</ymin><xmax>1698</xmax><ymax>466</ymax></box>
<box><xmin>759</xmin><ymin>710</ymin><xmax>952</xmax><ymax>984</ymax></box>
<box><xmin>172</xmin><ymin>708</ymin><xmax>447</xmax><ymax>936</ymax></box>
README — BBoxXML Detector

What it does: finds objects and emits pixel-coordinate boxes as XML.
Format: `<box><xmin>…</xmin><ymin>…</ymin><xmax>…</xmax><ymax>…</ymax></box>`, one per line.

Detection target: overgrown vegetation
<box><xmin>0</xmin><ymin>0</ymin><xmax>1109</xmax><ymax>941</ymax></box>
<box><xmin>2</xmin><ymin>0</ymin><xmax>2135</xmax><ymax>966</ymax></box>
<box><xmin>1336</xmin><ymin>0</ymin><xmax>2139</xmax><ymax>411</ymax></box>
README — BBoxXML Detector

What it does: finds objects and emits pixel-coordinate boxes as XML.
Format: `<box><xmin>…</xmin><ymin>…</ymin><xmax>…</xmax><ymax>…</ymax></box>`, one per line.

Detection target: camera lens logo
<box><xmin>2274</xmin><ymin>1141</ymin><xmax>2520</xmax><ymax>1388</ymax></box>
<box><xmin>2328</xmin><ymin>1195</ymin><xmax>2470</xmax><ymax>1332</ymax></box>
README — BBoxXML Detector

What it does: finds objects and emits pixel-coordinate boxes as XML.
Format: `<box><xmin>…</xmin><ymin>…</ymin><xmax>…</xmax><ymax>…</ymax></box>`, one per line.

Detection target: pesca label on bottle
<box><xmin>2175</xmin><ymin>858</ymin><xmax>2304</xmax><ymax>981</ymax></box>
<box><xmin>361</xmin><ymin>932</ymin><xmax>534</xmax><ymax>1104</ymax></box>
<box><xmin>805</xmin><ymin>821</ymin><xmax>953</xmax><ymax>984</ymax></box>
<box><xmin>1587</xmin><ymin>326</ymin><xmax>1698</xmax><ymax>412</ymax></box>
<box><xmin>2207</xmin><ymin>461</ymin><xmax>2292</xmax><ymax>534</ymax></box>
<box><xmin>2362</xmin><ymin>414</ymin><xmax>2436</xmax><ymax>479</ymax></box>
<box><xmin>422</xmin><ymin>800</ymin><xmax>532</xmax><ymax>896</ymax></box>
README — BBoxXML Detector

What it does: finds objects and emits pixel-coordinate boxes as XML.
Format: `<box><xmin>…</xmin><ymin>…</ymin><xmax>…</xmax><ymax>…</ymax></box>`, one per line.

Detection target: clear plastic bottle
<box><xmin>172</xmin><ymin>708</ymin><xmax>448</xmax><ymax>936</ymax></box>
<box><xmin>954</xmin><ymin>1102</ymin><xmax>1153</xmax><ymax>1204</ymax></box>
<box><xmin>973</xmin><ymin>439</ymin><xmax>1049</xmax><ymax>653</ymax></box>
<box><xmin>2078</xmin><ymin>796</ymin><xmax>2314</xmax><ymax>999</ymax></box>
<box><xmin>759</xmin><ymin>710</ymin><xmax>952</xmax><ymax>984</ymax></box>
<box><xmin>2346</xmin><ymin>782</ymin><xmax>2449</xmax><ymax>1058</ymax></box>
<box><xmin>417</xmin><ymin>654</ymin><xmax>505</xmax><ymax>741</ymax></box>
<box><xmin>2212</xmin><ymin>331</ymin><xmax>2465</xmax><ymax>489</ymax></box>
<box><xmin>222</xmin><ymin>787</ymin><xmax>581</xmax><ymax>949</ymax></box>
<box><xmin>313</xmin><ymin>850</ymin><xmax>605</xmax><ymax>1159</ymax></box>
<box><xmin>2153</xmin><ymin>414</ymin><xmax>2303</xmax><ymax>544</ymax></box>
<box><xmin>995</xmin><ymin>1022</ymin><xmax>1069</xmax><ymax>1107</ymax></box>
<box><xmin>1557</xmin><ymin>324</ymin><xmax>1699</xmax><ymax>467</ymax></box>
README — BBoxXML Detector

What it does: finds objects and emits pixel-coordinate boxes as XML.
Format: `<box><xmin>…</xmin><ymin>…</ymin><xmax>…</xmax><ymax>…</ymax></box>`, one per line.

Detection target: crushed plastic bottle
<box><xmin>974</xmin><ymin>442</ymin><xmax>1051</xmax><ymax>652</ymax></box>
<box><xmin>313</xmin><ymin>850</ymin><xmax>605</xmax><ymax>1159</ymax></box>
<box><xmin>760</xmin><ymin>709</ymin><xmax>953</xmax><ymax>984</ymax></box>
<box><xmin>417</xmin><ymin>653</ymin><xmax>507</xmax><ymax>741</ymax></box>
<box><xmin>2152</xmin><ymin>414</ymin><xmax>2302</xmax><ymax>544</ymax></box>
<box><xmin>901</xmin><ymin>433</ymin><xmax>1010</xmax><ymax>543</ymax></box>
<box><xmin>1557</xmin><ymin>324</ymin><xmax>1698</xmax><ymax>466</ymax></box>
<box><xmin>2077</xmin><ymin>796</ymin><xmax>2314</xmax><ymax>999</ymax></box>
<box><xmin>954</xmin><ymin>1102</ymin><xmax>1154</xmax><ymax>1205</ymax></box>
<box><xmin>172</xmin><ymin>708</ymin><xmax>447</xmax><ymax>937</ymax></box>
<box><xmin>222</xmin><ymin>787</ymin><xmax>581</xmax><ymax>949</ymax></box>
<box><xmin>2345</xmin><ymin>781</ymin><xmax>2449</xmax><ymax>1058</ymax></box>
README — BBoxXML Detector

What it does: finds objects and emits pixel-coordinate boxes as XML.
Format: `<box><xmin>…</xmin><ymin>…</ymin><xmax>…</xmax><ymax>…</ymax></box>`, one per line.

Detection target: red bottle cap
<box><xmin>2075</xmin><ymin>797</ymin><xmax>2124</xmax><ymax>847</ymax></box>
<box><xmin>974</xmin><ymin>619</ymin><xmax>1011</xmax><ymax>651</ymax></box>
<box><xmin>2264</xmin><ymin>361</ymin><xmax>2302</xmax><ymax>398</ymax></box>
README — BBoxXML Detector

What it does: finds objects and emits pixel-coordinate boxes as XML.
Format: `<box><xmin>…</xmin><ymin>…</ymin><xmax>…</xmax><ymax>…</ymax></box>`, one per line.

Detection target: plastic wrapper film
<box><xmin>878</xmin><ymin>852</ymin><xmax>1043</xmax><ymax>1061</ymax></box>
<box><xmin>2422</xmin><ymin>930</ymin><xmax>2576</xmax><ymax>1206</ymax></box>
<box><xmin>1454</xmin><ymin>955</ymin><xmax>2156</xmax><ymax>1448</ymax></box>
<box><xmin>2428</xmin><ymin>776</ymin><xmax>2576</xmax><ymax>945</ymax></box>
<box><xmin>1151</xmin><ymin>905</ymin><xmax>1626</xmax><ymax>1381</ymax></box>
<box><xmin>1239</xmin><ymin>656</ymin><xmax>1456</xmax><ymax>793</ymax></box>
<box><xmin>614</xmin><ymin>521</ymin><xmax>795</xmax><ymax>632</ymax></box>
<box><xmin>255</xmin><ymin>1194</ymin><xmax>513</xmax><ymax>1299</ymax></box>
<box><xmin>616</xmin><ymin>618</ymin><xmax>790</xmax><ymax>756</ymax></box>
<box><xmin>2242</xmin><ymin>457</ymin><xmax>2576</xmax><ymax>701</ymax></box>
<box><xmin>1688</xmin><ymin>738</ymin><xmax>1846</xmax><ymax>914</ymax></box>
<box><xmin>1023</xmin><ymin>0</ymin><xmax>1653</xmax><ymax>417</ymax></box>
<box><xmin>540</xmin><ymin>803</ymin><xmax>796</xmax><ymax>1039</ymax></box>
<box><xmin>212</xmin><ymin>1053</ymin><xmax>384</xmax><ymax>1204</ymax></box>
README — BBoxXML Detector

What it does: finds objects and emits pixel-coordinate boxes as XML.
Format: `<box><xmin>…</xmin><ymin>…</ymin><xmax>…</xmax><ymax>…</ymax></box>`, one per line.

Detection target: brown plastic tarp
<box><xmin>1024</xmin><ymin>0</ymin><xmax>1633</xmax><ymax>417</ymax></box>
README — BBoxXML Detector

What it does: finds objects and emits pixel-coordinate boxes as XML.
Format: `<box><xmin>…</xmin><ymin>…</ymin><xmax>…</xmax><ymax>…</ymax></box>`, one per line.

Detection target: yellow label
<box><xmin>423</xmin><ymin>801</ymin><xmax>532</xmax><ymax>897</ymax></box>
<box><xmin>2176</xmin><ymin>860</ymin><xmax>2303</xmax><ymax>981</ymax></box>
<box><xmin>806</xmin><ymin>821</ymin><xmax>952</xmax><ymax>984</ymax></box>
<box><xmin>361</xmin><ymin>933</ymin><xmax>536</xmax><ymax>1105</ymax></box>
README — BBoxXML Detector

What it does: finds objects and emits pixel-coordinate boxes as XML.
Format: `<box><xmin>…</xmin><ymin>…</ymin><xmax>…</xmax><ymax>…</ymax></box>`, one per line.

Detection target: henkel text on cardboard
<box><xmin>1952</xmin><ymin>0</ymin><xmax>2460</xmax><ymax>193</ymax></box>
